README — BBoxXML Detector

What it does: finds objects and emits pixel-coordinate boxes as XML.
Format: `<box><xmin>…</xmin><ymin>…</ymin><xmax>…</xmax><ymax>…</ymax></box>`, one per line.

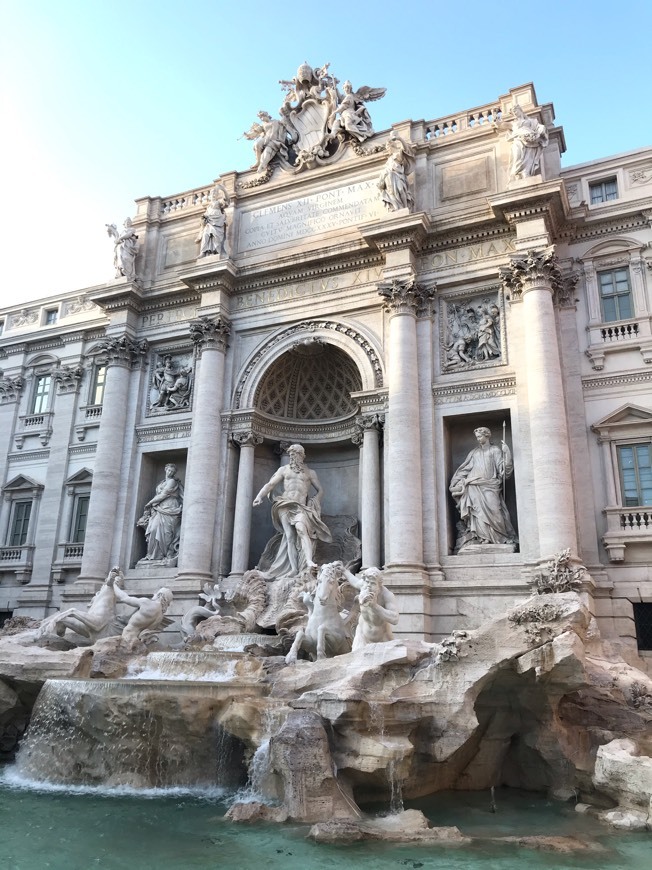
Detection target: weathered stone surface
<box><xmin>597</xmin><ymin>807</ymin><xmax>649</xmax><ymax>831</ymax></box>
<box><xmin>225</xmin><ymin>801</ymin><xmax>288</xmax><ymax>824</ymax></box>
<box><xmin>0</xmin><ymin>632</ymin><xmax>92</xmax><ymax>683</ymax></box>
<box><xmin>593</xmin><ymin>738</ymin><xmax>652</xmax><ymax>810</ymax></box>
<box><xmin>309</xmin><ymin>810</ymin><xmax>469</xmax><ymax>844</ymax></box>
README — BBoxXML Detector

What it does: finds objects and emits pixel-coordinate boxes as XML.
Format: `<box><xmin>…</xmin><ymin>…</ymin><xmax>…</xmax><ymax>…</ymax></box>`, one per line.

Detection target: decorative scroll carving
<box><xmin>231</xmin><ymin>431</ymin><xmax>263</xmax><ymax>448</ymax></box>
<box><xmin>96</xmin><ymin>334</ymin><xmax>149</xmax><ymax>369</ymax></box>
<box><xmin>63</xmin><ymin>295</ymin><xmax>98</xmax><ymax>317</ymax></box>
<box><xmin>499</xmin><ymin>248</ymin><xmax>563</xmax><ymax>302</ymax></box>
<box><xmin>0</xmin><ymin>370</ymin><xmax>25</xmax><ymax>404</ymax></box>
<box><xmin>189</xmin><ymin>315</ymin><xmax>231</xmax><ymax>354</ymax></box>
<box><xmin>442</xmin><ymin>290</ymin><xmax>503</xmax><ymax>371</ymax></box>
<box><xmin>10</xmin><ymin>309</ymin><xmax>38</xmax><ymax>329</ymax></box>
<box><xmin>51</xmin><ymin>364</ymin><xmax>84</xmax><ymax>394</ymax></box>
<box><xmin>149</xmin><ymin>353</ymin><xmax>193</xmax><ymax>414</ymax></box>
<box><xmin>378</xmin><ymin>277</ymin><xmax>436</xmax><ymax>316</ymax></box>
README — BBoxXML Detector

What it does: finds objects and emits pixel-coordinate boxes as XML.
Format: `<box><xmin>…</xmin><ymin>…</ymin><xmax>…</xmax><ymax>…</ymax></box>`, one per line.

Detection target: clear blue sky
<box><xmin>1</xmin><ymin>0</ymin><xmax>651</xmax><ymax>303</ymax></box>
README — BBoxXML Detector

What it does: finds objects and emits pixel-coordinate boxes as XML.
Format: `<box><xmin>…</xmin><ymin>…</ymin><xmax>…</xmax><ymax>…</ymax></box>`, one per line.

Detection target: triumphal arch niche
<box><xmin>230</xmin><ymin>318</ymin><xmax>386</xmax><ymax>577</ymax></box>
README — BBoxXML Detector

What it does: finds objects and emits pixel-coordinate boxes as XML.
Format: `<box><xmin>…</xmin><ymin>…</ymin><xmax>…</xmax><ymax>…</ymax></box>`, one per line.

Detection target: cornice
<box><xmin>433</xmin><ymin>374</ymin><xmax>517</xmax><ymax>404</ymax></box>
<box><xmin>222</xmin><ymin>408</ymin><xmax>359</xmax><ymax>443</ymax></box>
<box><xmin>558</xmin><ymin>211</ymin><xmax>651</xmax><ymax>243</ymax></box>
<box><xmin>135</xmin><ymin>421</ymin><xmax>192</xmax><ymax>443</ymax></box>
<box><xmin>582</xmin><ymin>370</ymin><xmax>652</xmax><ymax>392</ymax></box>
<box><xmin>180</xmin><ymin>258</ymin><xmax>238</xmax><ymax>294</ymax></box>
<box><xmin>359</xmin><ymin>211</ymin><xmax>431</xmax><ymax>254</ymax></box>
<box><xmin>420</xmin><ymin>221</ymin><xmax>514</xmax><ymax>255</ymax></box>
<box><xmin>235</xmin><ymin>251</ymin><xmax>385</xmax><ymax>293</ymax></box>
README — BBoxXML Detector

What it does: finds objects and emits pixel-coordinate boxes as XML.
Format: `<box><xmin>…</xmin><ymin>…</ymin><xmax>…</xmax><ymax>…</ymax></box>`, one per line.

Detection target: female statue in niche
<box><xmin>378</xmin><ymin>133</ymin><xmax>415</xmax><ymax>212</ymax></box>
<box><xmin>137</xmin><ymin>463</ymin><xmax>184</xmax><ymax>567</ymax></box>
<box><xmin>449</xmin><ymin>427</ymin><xmax>517</xmax><ymax>552</ymax></box>
<box><xmin>507</xmin><ymin>104</ymin><xmax>548</xmax><ymax>179</ymax></box>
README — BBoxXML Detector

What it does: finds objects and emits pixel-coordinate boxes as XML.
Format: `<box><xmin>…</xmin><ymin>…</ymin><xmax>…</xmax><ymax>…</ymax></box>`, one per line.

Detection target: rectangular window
<box><xmin>598</xmin><ymin>268</ymin><xmax>633</xmax><ymax>322</ymax></box>
<box><xmin>91</xmin><ymin>365</ymin><xmax>107</xmax><ymax>405</ymax></box>
<box><xmin>633</xmin><ymin>603</ymin><xmax>652</xmax><ymax>651</ymax></box>
<box><xmin>589</xmin><ymin>178</ymin><xmax>618</xmax><ymax>204</ymax></box>
<box><xmin>44</xmin><ymin>309</ymin><xmax>58</xmax><ymax>326</ymax></box>
<box><xmin>9</xmin><ymin>501</ymin><xmax>31</xmax><ymax>546</ymax></box>
<box><xmin>71</xmin><ymin>495</ymin><xmax>90</xmax><ymax>543</ymax></box>
<box><xmin>618</xmin><ymin>444</ymin><xmax>652</xmax><ymax>506</ymax></box>
<box><xmin>32</xmin><ymin>375</ymin><xmax>51</xmax><ymax>414</ymax></box>
<box><xmin>0</xmin><ymin>320</ymin><xmax>4</xmax><ymax>335</ymax></box>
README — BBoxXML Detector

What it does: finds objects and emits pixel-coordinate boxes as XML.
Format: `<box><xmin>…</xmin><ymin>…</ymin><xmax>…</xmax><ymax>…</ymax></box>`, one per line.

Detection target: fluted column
<box><xmin>502</xmin><ymin>249</ymin><xmax>578</xmax><ymax>558</ymax></box>
<box><xmin>177</xmin><ymin>315</ymin><xmax>231</xmax><ymax>581</ymax></box>
<box><xmin>354</xmin><ymin>413</ymin><xmax>384</xmax><ymax>569</ymax></box>
<box><xmin>378</xmin><ymin>278</ymin><xmax>435</xmax><ymax>571</ymax></box>
<box><xmin>78</xmin><ymin>336</ymin><xmax>148</xmax><ymax>584</ymax></box>
<box><xmin>230</xmin><ymin>431</ymin><xmax>263</xmax><ymax>575</ymax></box>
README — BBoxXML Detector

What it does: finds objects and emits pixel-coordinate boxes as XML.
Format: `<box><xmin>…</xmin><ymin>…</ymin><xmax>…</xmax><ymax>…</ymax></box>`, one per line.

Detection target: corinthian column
<box><xmin>378</xmin><ymin>278</ymin><xmax>435</xmax><ymax>573</ymax></box>
<box><xmin>78</xmin><ymin>335</ymin><xmax>148</xmax><ymax>584</ymax></box>
<box><xmin>354</xmin><ymin>413</ymin><xmax>384</xmax><ymax>569</ymax></box>
<box><xmin>230</xmin><ymin>430</ymin><xmax>263</xmax><ymax>575</ymax></box>
<box><xmin>177</xmin><ymin>315</ymin><xmax>231</xmax><ymax>582</ymax></box>
<box><xmin>501</xmin><ymin>248</ymin><xmax>578</xmax><ymax>558</ymax></box>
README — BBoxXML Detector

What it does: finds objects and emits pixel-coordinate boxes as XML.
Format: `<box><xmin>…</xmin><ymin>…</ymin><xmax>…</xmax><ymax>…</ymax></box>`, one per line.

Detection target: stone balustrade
<box><xmin>603</xmin><ymin>506</ymin><xmax>652</xmax><ymax>561</ymax></box>
<box><xmin>426</xmin><ymin>104</ymin><xmax>502</xmax><ymax>139</ymax></box>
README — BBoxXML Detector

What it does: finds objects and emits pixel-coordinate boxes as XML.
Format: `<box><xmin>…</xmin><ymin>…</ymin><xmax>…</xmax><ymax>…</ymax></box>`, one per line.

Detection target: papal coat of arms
<box><xmin>242</xmin><ymin>62</ymin><xmax>385</xmax><ymax>179</ymax></box>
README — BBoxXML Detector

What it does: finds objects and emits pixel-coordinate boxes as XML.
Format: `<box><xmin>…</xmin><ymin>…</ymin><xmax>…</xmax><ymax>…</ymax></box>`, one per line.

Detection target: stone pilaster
<box><xmin>354</xmin><ymin>414</ymin><xmax>384</xmax><ymax>569</ymax></box>
<box><xmin>230</xmin><ymin>431</ymin><xmax>263</xmax><ymax>576</ymax></box>
<box><xmin>378</xmin><ymin>278</ymin><xmax>435</xmax><ymax>576</ymax></box>
<box><xmin>77</xmin><ymin>335</ymin><xmax>148</xmax><ymax>585</ymax></box>
<box><xmin>501</xmin><ymin>249</ymin><xmax>579</xmax><ymax>559</ymax></box>
<box><xmin>177</xmin><ymin>315</ymin><xmax>231</xmax><ymax>582</ymax></box>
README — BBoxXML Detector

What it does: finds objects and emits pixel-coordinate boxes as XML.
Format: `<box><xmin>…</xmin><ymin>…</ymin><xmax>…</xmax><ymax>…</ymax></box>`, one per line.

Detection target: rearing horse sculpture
<box><xmin>285</xmin><ymin>562</ymin><xmax>356</xmax><ymax>664</ymax></box>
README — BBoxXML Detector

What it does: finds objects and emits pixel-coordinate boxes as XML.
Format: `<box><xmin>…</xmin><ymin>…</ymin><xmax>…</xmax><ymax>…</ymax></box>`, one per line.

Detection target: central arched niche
<box><xmin>249</xmin><ymin>341</ymin><xmax>365</xmax><ymax>569</ymax></box>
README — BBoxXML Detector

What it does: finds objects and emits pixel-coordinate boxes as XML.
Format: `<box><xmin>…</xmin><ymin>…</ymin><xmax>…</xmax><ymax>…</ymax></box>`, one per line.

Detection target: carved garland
<box><xmin>234</xmin><ymin>320</ymin><xmax>383</xmax><ymax>409</ymax></box>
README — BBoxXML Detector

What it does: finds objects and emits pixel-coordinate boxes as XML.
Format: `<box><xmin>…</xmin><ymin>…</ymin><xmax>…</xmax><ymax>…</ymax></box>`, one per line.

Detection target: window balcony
<box><xmin>585</xmin><ymin>315</ymin><xmax>652</xmax><ymax>370</ymax></box>
<box><xmin>14</xmin><ymin>411</ymin><xmax>54</xmax><ymax>449</ymax></box>
<box><xmin>603</xmin><ymin>505</ymin><xmax>652</xmax><ymax>561</ymax></box>
<box><xmin>0</xmin><ymin>544</ymin><xmax>34</xmax><ymax>583</ymax></box>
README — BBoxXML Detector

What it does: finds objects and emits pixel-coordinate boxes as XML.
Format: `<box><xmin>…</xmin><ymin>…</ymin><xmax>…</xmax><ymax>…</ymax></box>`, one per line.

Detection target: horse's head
<box><xmin>316</xmin><ymin>561</ymin><xmax>344</xmax><ymax>606</ymax></box>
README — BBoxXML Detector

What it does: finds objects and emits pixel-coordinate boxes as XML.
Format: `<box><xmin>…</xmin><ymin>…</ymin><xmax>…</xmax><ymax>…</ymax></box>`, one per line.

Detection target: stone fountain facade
<box><xmin>0</xmin><ymin>70</ymin><xmax>651</xmax><ymax>665</ymax></box>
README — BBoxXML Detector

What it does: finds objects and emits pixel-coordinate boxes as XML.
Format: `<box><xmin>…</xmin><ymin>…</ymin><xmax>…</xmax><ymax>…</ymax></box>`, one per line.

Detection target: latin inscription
<box><xmin>238</xmin><ymin>180</ymin><xmax>384</xmax><ymax>251</ymax></box>
<box><xmin>236</xmin><ymin>267</ymin><xmax>383</xmax><ymax>310</ymax></box>
<box><xmin>427</xmin><ymin>238</ymin><xmax>516</xmax><ymax>270</ymax></box>
<box><xmin>141</xmin><ymin>306</ymin><xmax>197</xmax><ymax>329</ymax></box>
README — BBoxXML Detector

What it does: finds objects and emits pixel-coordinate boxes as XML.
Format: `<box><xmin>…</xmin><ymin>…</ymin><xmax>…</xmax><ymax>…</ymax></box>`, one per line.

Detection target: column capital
<box><xmin>51</xmin><ymin>363</ymin><xmax>84</xmax><ymax>395</ymax></box>
<box><xmin>189</xmin><ymin>314</ymin><xmax>231</xmax><ymax>354</ymax></box>
<box><xmin>0</xmin><ymin>370</ymin><xmax>25</xmax><ymax>404</ymax></box>
<box><xmin>231</xmin><ymin>430</ymin><xmax>263</xmax><ymax>448</ymax></box>
<box><xmin>500</xmin><ymin>247</ymin><xmax>564</xmax><ymax>302</ymax></box>
<box><xmin>96</xmin><ymin>334</ymin><xmax>149</xmax><ymax>368</ymax></box>
<box><xmin>378</xmin><ymin>277</ymin><xmax>436</xmax><ymax>316</ymax></box>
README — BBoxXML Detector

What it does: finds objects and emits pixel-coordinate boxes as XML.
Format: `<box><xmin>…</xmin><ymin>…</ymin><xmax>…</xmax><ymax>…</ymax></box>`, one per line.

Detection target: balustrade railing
<box><xmin>601</xmin><ymin>322</ymin><xmax>639</xmax><ymax>342</ymax></box>
<box><xmin>426</xmin><ymin>105</ymin><xmax>502</xmax><ymax>139</ymax></box>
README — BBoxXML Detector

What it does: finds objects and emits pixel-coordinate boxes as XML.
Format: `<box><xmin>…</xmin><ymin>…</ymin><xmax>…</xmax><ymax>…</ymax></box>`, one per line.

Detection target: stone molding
<box><xmin>582</xmin><ymin>371</ymin><xmax>652</xmax><ymax>393</ymax></box>
<box><xmin>96</xmin><ymin>334</ymin><xmax>149</xmax><ymax>369</ymax></box>
<box><xmin>432</xmin><ymin>375</ymin><xmax>516</xmax><ymax>405</ymax></box>
<box><xmin>189</xmin><ymin>315</ymin><xmax>231</xmax><ymax>354</ymax></box>
<box><xmin>51</xmin><ymin>364</ymin><xmax>84</xmax><ymax>395</ymax></box>
<box><xmin>223</xmin><ymin>409</ymin><xmax>358</xmax><ymax>444</ymax></box>
<box><xmin>378</xmin><ymin>277</ymin><xmax>436</xmax><ymax>316</ymax></box>
<box><xmin>135</xmin><ymin>421</ymin><xmax>192</xmax><ymax>444</ymax></box>
<box><xmin>0</xmin><ymin>371</ymin><xmax>25</xmax><ymax>404</ymax></box>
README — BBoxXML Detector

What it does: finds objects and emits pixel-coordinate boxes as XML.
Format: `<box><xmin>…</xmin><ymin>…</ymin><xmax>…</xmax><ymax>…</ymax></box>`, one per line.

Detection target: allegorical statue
<box><xmin>378</xmin><ymin>133</ymin><xmax>415</xmax><ymax>211</ymax></box>
<box><xmin>507</xmin><ymin>104</ymin><xmax>548</xmax><ymax>179</ymax></box>
<box><xmin>242</xmin><ymin>110</ymin><xmax>292</xmax><ymax>175</ymax></box>
<box><xmin>106</xmin><ymin>218</ymin><xmax>138</xmax><ymax>281</ymax></box>
<box><xmin>449</xmin><ymin>427</ymin><xmax>517</xmax><ymax>551</ymax></box>
<box><xmin>197</xmin><ymin>183</ymin><xmax>229</xmax><ymax>257</ymax></box>
<box><xmin>341</xmin><ymin>565</ymin><xmax>399</xmax><ymax>649</ymax></box>
<box><xmin>253</xmin><ymin>444</ymin><xmax>332</xmax><ymax>580</ymax></box>
<box><xmin>136</xmin><ymin>463</ymin><xmax>183</xmax><ymax>567</ymax></box>
<box><xmin>114</xmin><ymin>582</ymin><xmax>173</xmax><ymax>648</ymax></box>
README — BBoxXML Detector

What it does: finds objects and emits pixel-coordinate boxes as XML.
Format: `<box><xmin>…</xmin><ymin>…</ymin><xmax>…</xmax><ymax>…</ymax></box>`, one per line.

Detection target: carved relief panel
<box><xmin>147</xmin><ymin>349</ymin><xmax>194</xmax><ymax>415</ymax></box>
<box><xmin>440</xmin><ymin>286</ymin><xmax>506</xmax><ymax>373</ymax></box>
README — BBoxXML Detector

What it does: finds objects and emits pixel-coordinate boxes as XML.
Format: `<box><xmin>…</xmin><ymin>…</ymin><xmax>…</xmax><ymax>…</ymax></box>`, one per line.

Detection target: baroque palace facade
<box><xmin>1</xmin><ymin>75</ymin><xmax>651</xmax><ymax>664</ymax></box>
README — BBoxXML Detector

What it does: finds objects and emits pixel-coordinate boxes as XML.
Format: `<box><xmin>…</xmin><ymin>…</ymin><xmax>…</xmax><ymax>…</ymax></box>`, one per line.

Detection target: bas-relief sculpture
<box><xmin>506</xmin><ymin>104</ymin><xmax>548</xmax><ymax>180</ymax></box>
<box><xmin>449</xmin><ymin>426</ymin><xmax>517</xmax><ymax>552</ymax></box>
<box><xmin>253</xmin><ymin>444</ymin><xmax>332</xmax><ymax>580</ymax></box>
<box><xmin>196</xmin><ymin>183</ymin><xmax>229</xmax><ymax>257</ymax></box>
<box><xmin>150</xmin><ymin>354</ymin><xmax>193</xmax><ymax>411</ymax></box>
<box><xmin>242</xmin><ymin>62</ymin><xmax>385</xmax><ymax>177</ymax></box>
<box><xmin>444</xmin><ymin>294</ymin><xmax>502</xmax><ymax>370</ymax></box>
<box><xmin>136</xmin><ymin>463</ymin><xmax>183</xmax><ymax>567</ymax></box>
<box><xmin>106</xmin><ymin>218</ymin><xmax>138</xmax><ymax>281</ymax></box>
<box><xmin>378</xmin><ymin>133</ymin><xmax>415</xmax><ymax>212</ymax></box>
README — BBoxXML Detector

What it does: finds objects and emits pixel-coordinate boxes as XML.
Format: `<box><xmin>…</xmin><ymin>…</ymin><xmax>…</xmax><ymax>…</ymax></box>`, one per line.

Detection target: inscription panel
<box><xmin>238</xmin><ymin>180</ymin><xmax>384</xmax><ymax>252</ymax></box>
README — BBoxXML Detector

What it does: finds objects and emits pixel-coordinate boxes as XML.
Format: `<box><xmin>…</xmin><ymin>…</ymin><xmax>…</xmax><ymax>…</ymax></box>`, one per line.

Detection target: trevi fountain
<box><xmin>1</xmin><ymin>62</ymin><xmax>651</xmax><ymax>868</ymax></box>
